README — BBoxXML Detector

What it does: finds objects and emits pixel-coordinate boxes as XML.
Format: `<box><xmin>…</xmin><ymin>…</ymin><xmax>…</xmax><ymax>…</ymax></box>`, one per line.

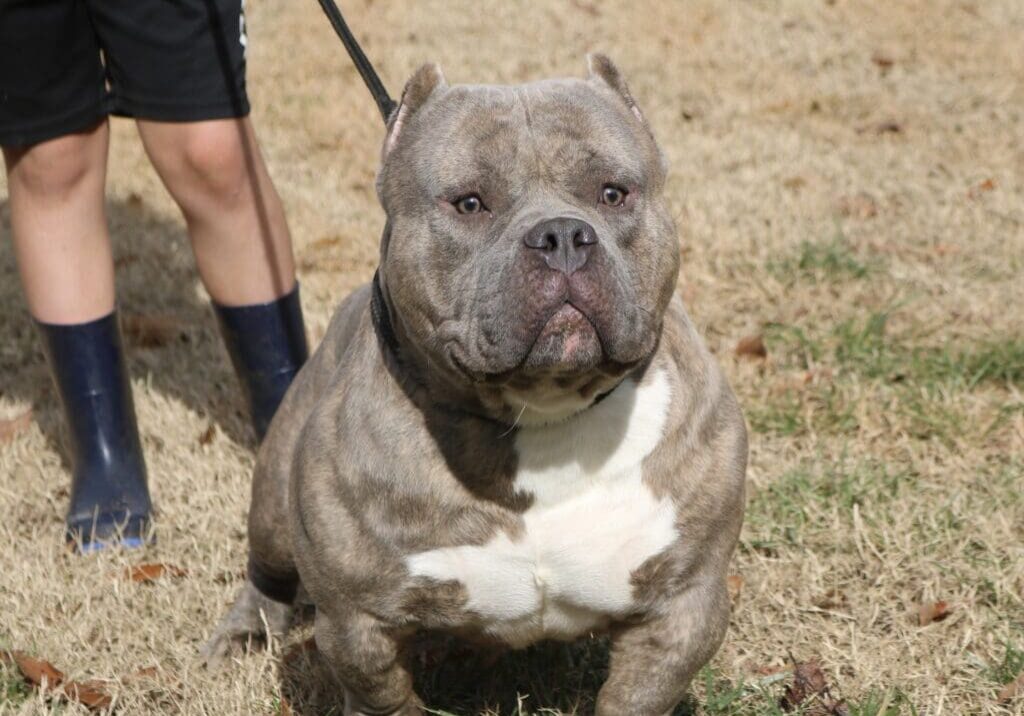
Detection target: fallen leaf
<box><xmin>781</xmin><ymin>660</ymin><xmax>828</xmax><ymax>709</ymax></box>
<box><xmin>727</xmin><ymin>574</ymin><xmax>744</xmax><ymax>602</ymax></box>
<box><xmin>280</xmin><ymin>696</ymin><xmax>294</xmax><ymax>716</ymax></box>
<box><xmin>968</xmin><ymin>178</ymin><xmax>996</xmax><ymax>199</ymax></box>
<box><xmin>735</xmin><ymin>334</ymin><xmax>768</xmax><ymax>360</ymax></box>
<box><xmin>127</xmin><ymin>192</ymin><xmax>144</xmax><ymax>208</ymax></box>
<box><xmin>122</xmin><ymin>313</ymin><xmax>184</xmax><ymax>348</ymax></box>
<box><xmin>1</xmin><ymin>650</ymin><xmax>112</xmax><ymax>711</ymax></box>
<box><xmin>999</xmin><ymin>670</ymin><xmax>1024</xmax><ymax>703</ymax></box>
<box><xmin>125</xmin><ymin>563</ymin><xmax>188</xmax><ymax>583</ymax></box>
<box><xmin>783</xmin><ymin>176</ymin><xmax>807</xmax><ymax>190</ymax></box>
<box><xmin>0</xmin><ymin>409</ymin><xmax>33</xmax><ymax>446</ymax></box>
<box><xmin>871</xmin><ymin>52</ymin><xmax>894</xmax><ymax>69</ymax></box>
<box><xmin>2</xmin><ymin>650</ymin><xmax>64</xmax><ymax>687</ymax></box>
<box><xmin>917</xmin><ymin>600</ymin><xmax>951</xmax><ymax>626</ymax></box>
<box><xmin>836</xmin><ymin>192</ymin><xmax>878</xmax><ymax>219</ymax></box>
<box><xmin>198</xmin><ymin>425</ymin><xmax>216</xmax><ymax>446</ymax></box>
<box><xmin>61</xmin><ymin>680</ymin><xmax>112</xmax><ymax>710</ymax></box>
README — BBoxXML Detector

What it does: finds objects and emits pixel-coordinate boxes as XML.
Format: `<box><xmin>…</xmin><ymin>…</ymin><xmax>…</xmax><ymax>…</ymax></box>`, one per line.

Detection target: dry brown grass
<box><xmin>1</xmin><ymin>1</ymin><xmax>1022</xmax><ymax>713</ymax></box>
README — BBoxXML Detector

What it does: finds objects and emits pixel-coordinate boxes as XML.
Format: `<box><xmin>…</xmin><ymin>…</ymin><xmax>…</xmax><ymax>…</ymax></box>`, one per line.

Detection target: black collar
<box><xmin>370</xmin><ymin>270</ymin><xmax>401</xmax><ymax>361</ymax></box>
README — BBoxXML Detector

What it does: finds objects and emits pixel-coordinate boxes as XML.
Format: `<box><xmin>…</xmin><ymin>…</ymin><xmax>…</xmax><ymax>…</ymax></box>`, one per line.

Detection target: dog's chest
<box><xmin>406</xmin><ymin>370</ymin><xmax>676</xmax><ymax>646</ymax></box>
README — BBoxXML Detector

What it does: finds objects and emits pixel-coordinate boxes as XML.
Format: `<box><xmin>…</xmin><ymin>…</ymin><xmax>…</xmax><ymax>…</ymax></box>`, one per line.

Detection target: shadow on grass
<box><xmin>278</xmin><ymin>634</ymin><xmax>620</xmax><ymax>716</ymax></box>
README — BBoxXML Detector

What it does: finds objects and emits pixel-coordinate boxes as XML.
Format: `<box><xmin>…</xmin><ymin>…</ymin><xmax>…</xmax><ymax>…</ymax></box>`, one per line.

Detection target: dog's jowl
<box><xmin>205</xmin><ymin>55</ymin><xmax>748</xmax><ymax>716</ymax></box>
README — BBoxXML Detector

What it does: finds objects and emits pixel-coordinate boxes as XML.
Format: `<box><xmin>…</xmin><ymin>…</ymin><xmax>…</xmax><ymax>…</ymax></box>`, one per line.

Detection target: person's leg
<box><xmin>136</xmin><ymin>118</ymin><xmax>307</xmax><ymax>440</ymax></box>
<box><xmin>135</xmin><ymin>117</ymin><xmax>296</xmax><ymax>306</ymax></box>
<box><xmin>4</xmin><ymin>122</ymin><xmax>114</xmax><ymax>324</ymax></box>
<box><xmin>3</xmin><ymin>121</ymin><xmax>151</xmax><ymax>550</ymax></box>
<box><xmin>85</xmin><ymin>0</ymin><xmax>307</xmax><ymax>441</ymax></box>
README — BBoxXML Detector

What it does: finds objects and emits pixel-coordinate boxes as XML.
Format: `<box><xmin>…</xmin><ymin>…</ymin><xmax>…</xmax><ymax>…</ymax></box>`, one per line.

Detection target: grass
<box><xmin>768</xmin><ymin>230</ymin><xmax>874</xmax><ymax>284</ymax></box>
<box><xmin>0</xmin><ymin>640</ymin><xmax>29</xmax><ymax>707</ymax></box>
<box><xmin>766</xmin><ymin>312</ymin><xmax>1024</xmax><ymax>390</ymax></box>
<box><xmin>418</xmin><ymin>653</ymin><xmax>920</xmax><ymax>715</ymax></box>
<box><xmin>747</xmin><ymin>313</ymin><xmax>1024</xmax><ymax>440</ymax></box>
<box><xmin>989</xmin><ymin>642</ymin><xmax>1024</xmax><ymax>690</ymax></box>
<box><xmin>682</xmin><ymin>667</ymin><xmax>916</xmax><ymax>716</ymax></box>
<box><xmin>0</xmin><ymin>669</ymin><xmax>30</xmax><ymax>707</ymax></box>
<box><xmin>743</xmin><ymin>457</ymin><xmax>906</xmax><ymax>551</ymax></box>
<box><xmin>2</xmin><ymin>0</ymin><xmax>1024</xmax><ymax>713</ymax></box>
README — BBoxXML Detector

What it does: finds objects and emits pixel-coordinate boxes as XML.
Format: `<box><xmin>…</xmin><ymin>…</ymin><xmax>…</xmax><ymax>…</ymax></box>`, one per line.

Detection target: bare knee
<box><xmin>148</xmin><ymin>120</ymin><xmax>254</xmax><ymax>210</ymax></box>
<box><xmin>4</xmin><ymin>129</ymin><xmax>106</xmax><ymax>200</ymax></box>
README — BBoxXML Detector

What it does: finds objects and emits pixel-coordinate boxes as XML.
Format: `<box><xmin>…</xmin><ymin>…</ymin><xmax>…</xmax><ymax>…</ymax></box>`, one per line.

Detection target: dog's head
<box><xmin>375</xmin><ymin>55</ymin><xmax>679</xmax><ymax>423</ymax></box>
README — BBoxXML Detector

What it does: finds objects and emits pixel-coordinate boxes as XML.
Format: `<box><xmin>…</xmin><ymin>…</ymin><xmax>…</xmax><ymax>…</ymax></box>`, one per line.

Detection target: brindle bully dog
<box><xmin>204</xmin><ymin>55</ymin><xmax>748</xmax><ymax>716</ymax></box>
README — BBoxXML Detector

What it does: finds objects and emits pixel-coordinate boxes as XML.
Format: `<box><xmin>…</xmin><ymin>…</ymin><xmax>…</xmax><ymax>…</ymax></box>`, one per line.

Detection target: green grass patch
<box><xmin>769</xmin><ymin>231</ymin><xmax>874</xmax><ymax>283</ymax></box>
<box><xmin>989</xmin><ymin>641</ymin><xmax>1024</xmax><ymax>689</ymax></box>
<box><xmin>766</xmin><ymin>312</ymin><xmax>1024</xmax><ymax>390</ymax></box>
<box><xmin>746</xmin><ymin>456</ymin><xmax>1022</xmax><ymax>556</ymax></box>
<box><xmin>680</xmin><ymin>666</ymin><xmax>916</xmax><ymax>716</ymax></box>
<box><xmin>749</xmin><ymin>312</ymin><xmax>1024</xmax><ymax>438</ymax></box>
<box><xmin>743</xmin><ymin>457</ymin><xmax>907</xmax><ymax>551</ymax></box>
<box><xmin>0</xmin><ymin>639</ymin><xmax>29</xmax><ymax>706</ymax></box>
<box><xmin>0</xmin><ymin>663</ymin><xmax>30</xmax><ymax>706</ymax></box>
<box><xmin>746</xmin><ymin>386</ymin><xmax>859</xmax><ymax>438</ymax></box>
<box><xmin>846</xmin><ymin>690</ymin><xmax>919</xmax><ymax>716</ymax></box>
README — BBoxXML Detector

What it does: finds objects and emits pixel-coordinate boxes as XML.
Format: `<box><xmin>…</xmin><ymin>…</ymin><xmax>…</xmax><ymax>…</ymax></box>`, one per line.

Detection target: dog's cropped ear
<box><xmin>586</xmin><ymin>53</ymin><xmax>646</xmax><ymax>126</ymax></box>
<box><xmin>383</xmin><ymin>62</ymin><xmax>447</xmax><ymax>158</ymax></box>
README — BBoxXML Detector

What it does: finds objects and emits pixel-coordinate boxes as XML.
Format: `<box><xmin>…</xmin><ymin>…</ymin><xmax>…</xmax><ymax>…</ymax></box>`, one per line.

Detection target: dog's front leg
<box><xmin>596</xmin><ymin>579</ymin><xmax>731</xmax><ymax>716</ymax></box>
<box><xmin>315</xmin><ymin>609</ymin><xmax>423</xmax><ymax>716</ymax></box>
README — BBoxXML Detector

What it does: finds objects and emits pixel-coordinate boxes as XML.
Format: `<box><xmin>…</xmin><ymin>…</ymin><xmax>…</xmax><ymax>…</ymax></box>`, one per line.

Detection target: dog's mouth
<box><xmin>520</xmin><ymin>302</ymin><xmax>603</xmax><ymax>373</ymax></box>
<box><xmin>448</xmin><ymin>301</ymin><xmax>607</xmax><ymax>387</ymax></box>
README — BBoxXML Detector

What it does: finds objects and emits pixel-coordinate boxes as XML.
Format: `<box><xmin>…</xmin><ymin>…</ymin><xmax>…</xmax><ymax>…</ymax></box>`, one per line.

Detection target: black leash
<box><xmin>316</xmin><ymin>0</ymin><xmax>397</xmax><ymax>123</ymax></box>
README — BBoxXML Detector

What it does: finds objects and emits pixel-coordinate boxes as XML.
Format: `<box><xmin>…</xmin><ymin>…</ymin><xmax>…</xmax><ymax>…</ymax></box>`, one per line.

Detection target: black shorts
<box><xmin>0</xmin><ymin>0</ymin><xmax>250</xmax><ymax>147</ymax></box>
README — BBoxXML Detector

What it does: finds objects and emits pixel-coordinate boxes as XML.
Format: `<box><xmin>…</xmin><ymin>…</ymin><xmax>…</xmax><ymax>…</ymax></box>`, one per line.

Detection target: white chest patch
<box><xmin>406</xmin><ymin>370</ymin><xmax>676</xmax><ymax>646</ymax></box>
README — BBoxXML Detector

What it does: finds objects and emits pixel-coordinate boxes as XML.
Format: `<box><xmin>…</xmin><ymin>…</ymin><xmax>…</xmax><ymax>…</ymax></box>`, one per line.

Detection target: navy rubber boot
<box><xmin>37</xmin><ymin>313</ymin><xmax>152</xmax><ymax>552</ymax></box>
<box><xmin>214</xmin><ymin>284</ymin><xmax>309</xmax><ymax>442</ymax></box>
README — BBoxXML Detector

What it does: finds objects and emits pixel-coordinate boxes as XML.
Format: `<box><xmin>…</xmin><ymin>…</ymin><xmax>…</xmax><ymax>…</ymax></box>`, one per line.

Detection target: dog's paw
<box><xmin>201</xmin><ymin>581</ymin><xmax>293</xmax><ymax>667</ymax></box>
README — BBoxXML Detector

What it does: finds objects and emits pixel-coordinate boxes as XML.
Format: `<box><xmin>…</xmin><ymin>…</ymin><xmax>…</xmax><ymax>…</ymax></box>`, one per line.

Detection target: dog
<box><xmin>204</xmin><ymin>55</ymin><xmax>748</xmax><ymax>716</ymax></box>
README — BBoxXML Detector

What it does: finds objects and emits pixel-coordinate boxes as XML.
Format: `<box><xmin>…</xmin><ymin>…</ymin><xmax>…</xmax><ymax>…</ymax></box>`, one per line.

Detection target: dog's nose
<box><xmin>523</xmin><ymin>217</ymin><xmax>598</xmax><ymax>275</ymax></box>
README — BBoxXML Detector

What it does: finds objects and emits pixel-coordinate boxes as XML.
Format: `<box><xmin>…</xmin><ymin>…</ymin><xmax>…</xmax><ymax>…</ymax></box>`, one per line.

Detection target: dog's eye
<box><xmin>600</xmin><ymin>184</ymin><xmax>628</xmax><ymax>207</ymax></box>
<box><xmin>453</xmin><ymin>194</ymin><xmax>485</xmax><ymax>215</ymax></box>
